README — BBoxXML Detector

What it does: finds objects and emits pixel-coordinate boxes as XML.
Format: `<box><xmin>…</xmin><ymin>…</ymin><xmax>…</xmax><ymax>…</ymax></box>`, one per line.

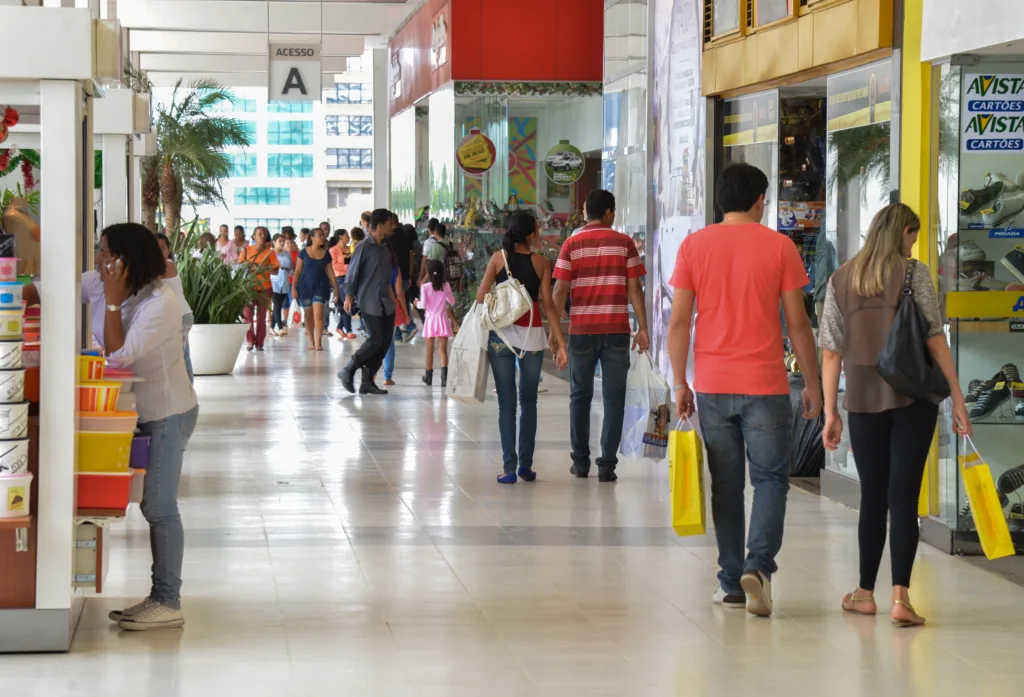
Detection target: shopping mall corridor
<box><xmin>5</xmin><ymin>336</ymin><xmax>1024</xmax><ymax>696</ymax></box>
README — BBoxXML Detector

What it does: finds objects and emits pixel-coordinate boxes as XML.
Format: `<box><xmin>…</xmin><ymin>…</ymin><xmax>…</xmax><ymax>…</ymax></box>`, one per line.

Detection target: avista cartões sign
<box><xmin>966</xmin><ymin>75</ymin><xmax>1024</xmax><ymax>98</ymax></box>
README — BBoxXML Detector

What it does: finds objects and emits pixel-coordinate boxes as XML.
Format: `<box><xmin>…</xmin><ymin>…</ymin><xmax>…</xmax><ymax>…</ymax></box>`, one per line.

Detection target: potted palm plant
<box><xmin>174</xmin><ymin>222</ymin><xmax>265</xmax><ymax>375</ymax></box>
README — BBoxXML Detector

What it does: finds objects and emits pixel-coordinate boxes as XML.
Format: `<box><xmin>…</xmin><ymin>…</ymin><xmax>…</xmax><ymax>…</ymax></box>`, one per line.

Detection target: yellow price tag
<box><xmin>994</xmin><ymin>381</ymin><xmax>1006</xmax><ymax>390</ymax></box>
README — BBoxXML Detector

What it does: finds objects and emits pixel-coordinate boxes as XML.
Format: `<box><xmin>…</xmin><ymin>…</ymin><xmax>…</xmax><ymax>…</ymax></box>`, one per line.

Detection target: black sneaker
<box><xmin>959</xmin><ymin>504</ymin><xmax>975</xmax><ymax>531</ymax></box>
<box><xmin>598</xmin><ymin>471</ymin><xmax>618</xmax><ymax>483</ymax></box>
<box><xmin>712</xmin><ymin>587</ymin><xmax>745</xmax><ymax>609</ymax></box>
<box><xmin>960</xmin><ymin>181</ymin><xmax>1005</xmax><ymax>214</ymax></box>
<box><xmin>997</xmin><ymin>464</ymin><xmax>1024</xmax><ymax>498</ymax></box>
<box><xmin>970</xmin><ymin>379</ymin><xmax>1012</xmax><ymax>420</ymax></box>
<box><xmin>965</xmin><ymin>379</ymin><xmax>987</xmax><ymax>404</ymax></box>
<box><xmin>569</xmin><ymin>465</ymin><xmax>589</xmax><ymax>478</ymax></box>
<box><xmin>1003</xmin><ymin>363</ymin><xmax>1022</xmax><ymax>384</ymax></box>
<box><xmin>359</xmin><ymin>383</ymin><xmax>389</xmax><ymax>395</ymax></box>
<box><xmin>1008</xmin><ymin>503</ymin><xmax>1024</xmax><ymax>533</ymax></box>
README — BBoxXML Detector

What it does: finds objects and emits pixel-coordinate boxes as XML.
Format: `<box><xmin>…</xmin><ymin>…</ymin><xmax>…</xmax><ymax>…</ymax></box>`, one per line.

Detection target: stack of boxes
<box><xmin>0</xmin><ymin>241</ymin><xmax>31</xmax><ymax>520</ymax></box>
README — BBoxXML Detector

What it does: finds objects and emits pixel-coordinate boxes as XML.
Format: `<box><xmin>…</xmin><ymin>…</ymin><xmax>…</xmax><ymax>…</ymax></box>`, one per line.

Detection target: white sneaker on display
<box><xmin>117</xmin><ymin>602</ymin><xmax>184</xmax><ymax>631</ymax></box>
<box><xmin>740</xmin><ymin>570</ymin><xmax>773</xmax><ymax>618</ymax></box>
<box><xmin>982</xmin><ymin>191</ymin><xmax>1024</xmax><ymax>227</ymax></box>
<box><xmin>108</xmin><ymin>597</ymin><xmax>155</xmax><ymax>623</ymax></box>
<box><xmin>957</xmin><ymin>239</ymin><xmax>987</xmax><ymax>262</ymax></box>
<box><xmin>987</xmin><ymin>172</ymin><xmax>1021</xmax><ymax>191</ymax></box>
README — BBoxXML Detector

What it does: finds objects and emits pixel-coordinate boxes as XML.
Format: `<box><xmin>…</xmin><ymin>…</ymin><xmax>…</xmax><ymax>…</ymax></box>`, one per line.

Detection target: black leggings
<box><xmin>848</xmin><ymin>400</ymin><xmax>938</xmax><ymax>590</ymax></box>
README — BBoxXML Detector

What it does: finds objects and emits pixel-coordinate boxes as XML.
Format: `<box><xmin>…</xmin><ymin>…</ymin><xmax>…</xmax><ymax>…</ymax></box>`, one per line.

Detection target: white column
<box><xmin>37</xmin><ymin>80</ymin><xmax>84</xmax><ymax>613</ymax></box>
<box><xmin>101</xmin><ymin>134</ymin><xmax>128</xmax><ymax>226</ymax></box>
<box><xmin>128</xmin><ymin>136</ymin><xmax>139</xmax><ymax>223</ymax></box>
<box><xmin>372</xmin><ymin>48</ymin><xmax>390</xmax><ymax>209</ymax></box>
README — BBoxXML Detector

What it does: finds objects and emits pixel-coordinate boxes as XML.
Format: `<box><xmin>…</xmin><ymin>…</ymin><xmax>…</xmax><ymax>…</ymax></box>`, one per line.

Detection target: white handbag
<box><xmin>480</xmin><ymin>250</ymin><xmax>535</xmax><ymax>358</ymax></box>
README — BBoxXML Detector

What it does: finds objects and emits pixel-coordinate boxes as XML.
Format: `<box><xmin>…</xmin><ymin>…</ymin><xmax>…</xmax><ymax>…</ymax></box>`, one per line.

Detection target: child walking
<box><xmin>270</xmin><ymin>234</ymin><xmax>292</xmax><ymax>336</ymax></box>
<box><xmin>420</xmin><ymin>260</ymin><xmax>459</xmax><ymax>386</ymax></box>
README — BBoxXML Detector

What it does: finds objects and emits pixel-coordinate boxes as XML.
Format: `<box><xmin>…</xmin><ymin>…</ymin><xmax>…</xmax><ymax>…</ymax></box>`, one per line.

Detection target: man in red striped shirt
<box><xmin>553</xmin><ymin>190</ymin><xmax>649</xmax><ymax>482</ymax></box>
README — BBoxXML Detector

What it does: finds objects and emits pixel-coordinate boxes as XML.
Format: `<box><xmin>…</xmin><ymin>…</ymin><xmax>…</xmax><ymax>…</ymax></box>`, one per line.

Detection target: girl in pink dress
<box><xmin>419</xmin><ymin>260</ymin><xmax>459</xmax><ymax>387</ymax></box>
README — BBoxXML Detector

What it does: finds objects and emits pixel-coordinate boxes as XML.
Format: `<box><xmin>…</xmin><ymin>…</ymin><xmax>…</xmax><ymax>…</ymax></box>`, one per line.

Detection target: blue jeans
<box><xmin>695</xmin><ymin>393</ymin><xmax>792</xmax><ymax>595</ymax></box>
<box><xmin>487</xmin><ymin>333</ymin><xmax>544</xmax><ymax>474</ymax></box>
<box><xmin>182</xmin><ymin>313</ymin><xmax>194</xmax><ymax>385</ymax></box>
<box><xmin>138</xmin><ymin>405</ymin><xmax>199</xmax><ymax>609</ymax></box>
<box><xmin>568</xmin><ymin>333</ymin><xmax>631</xmax><ymax>474</ymax></box>
<box><xmin>383</xmin><ymin>337</ymin><xmax>396</xmax><ymax>380</ymax></box>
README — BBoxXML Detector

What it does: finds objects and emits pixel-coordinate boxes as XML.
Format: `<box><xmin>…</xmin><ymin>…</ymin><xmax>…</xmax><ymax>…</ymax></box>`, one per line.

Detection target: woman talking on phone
<box><xmin>27</xmin><ymin>223</ymin><xmax>199</xmax><ymax>631</ymax></box>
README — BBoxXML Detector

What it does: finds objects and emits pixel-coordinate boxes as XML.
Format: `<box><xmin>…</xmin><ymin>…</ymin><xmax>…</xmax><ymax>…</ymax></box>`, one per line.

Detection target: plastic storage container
<box><xmin>0</xmin><ymin>368</ymin><xmax>25</xmax><ymax>403</ymax></box>
<box><xmin>129</xmin><ymin>469</ymin><xmax>146</xmax><ymax>504</ymax></box>
<box><xmin>0</xmin><ymin>438</ymin><xmax>29</xmax><ymax>475</ymax></box>
<box><xmin>78</xmin><ymin>411</ymin><xmax>139</xmax><ymax>434</ymax></box>
<box><xmin>78</xmin><ymin>381</ymin><xmax>121</xmax><ymax>413</ymax></box>
<box><xmin>0</xmin><ymin>402</ymin><xmax>29</xmax><ymax>439</ymax></box>
<box><xmin>77</xmin><ymin>431</ymin><xmax>133</xmax><ymax>473</ymax></box>
<box><xmin>129</xmin><ymin>435</ymin><xmax>150</xmax><ymax>470</ymax></box>
<box><xmin>0</xmin><ymin>472</ymin><xmax>32</xmax><ymax>518</ymax></box>
<box><xmin>78</xmin><ymin>355</ymin><xmax>104</xmax><ymax>382</ymax></box>
<box><xmin>0</xmin><ymin>282</ymin><xmax>22</xmax><ymax>308</ymax></box>
<box><xmin>0</xmin><ymin>310</ymin><xmax>21</xmax><ymax>340</ymax></box>
<box><xmin>76</xmin><ymin>472</ymin><xmax>132</xmax><ymax>510</ymax></box>
<box><xmin>0</xmin><ymin>340</ymin><xmax>22</xmax><ymax>369</ymax></box>
<box><xmin>0</xmin><ymin>258</ymin><xmax>16</xmax><ymax>283</ymax></box>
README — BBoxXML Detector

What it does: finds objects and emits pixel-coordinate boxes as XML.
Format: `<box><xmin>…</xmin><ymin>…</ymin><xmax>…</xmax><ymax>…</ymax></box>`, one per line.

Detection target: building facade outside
<box><xmin>153</xmin><ymin>52</ymin><xmax>376</xmax><ymax>236</ymax></box>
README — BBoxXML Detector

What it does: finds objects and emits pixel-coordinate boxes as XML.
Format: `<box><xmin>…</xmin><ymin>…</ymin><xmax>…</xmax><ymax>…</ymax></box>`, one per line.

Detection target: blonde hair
<box><xmin>848</xmin><ymin>203</ymin><xmax>920</xmax><ymax>297</ymax></box>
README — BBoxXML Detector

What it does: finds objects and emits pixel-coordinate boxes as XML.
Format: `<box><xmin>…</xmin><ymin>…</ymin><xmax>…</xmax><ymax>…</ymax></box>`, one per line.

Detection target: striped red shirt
<box><xmin>553</xmin><ymin>226</ymin><xmax>645</xmax><ymax>335</ymax></box>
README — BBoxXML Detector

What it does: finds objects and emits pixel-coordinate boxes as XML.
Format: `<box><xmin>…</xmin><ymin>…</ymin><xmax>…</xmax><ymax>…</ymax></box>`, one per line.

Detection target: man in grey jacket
<box><xmin>338</xmin><ymin>209</ymin><xmax>397</xmax><ymax>395</ymax></box>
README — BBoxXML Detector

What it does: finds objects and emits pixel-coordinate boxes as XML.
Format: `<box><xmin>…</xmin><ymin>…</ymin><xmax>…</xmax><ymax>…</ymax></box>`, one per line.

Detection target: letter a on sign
<box><xmin>282</xmin><ymin>68</ymin><xmax>307</xmax><ymax>96</ymax></box>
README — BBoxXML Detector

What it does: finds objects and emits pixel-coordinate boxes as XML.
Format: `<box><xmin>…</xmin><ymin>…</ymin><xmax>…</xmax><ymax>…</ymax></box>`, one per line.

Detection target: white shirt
<box><xmin>82</xmin><ymin>271</ymin><xmax>198</xmax><ymax>423</ymax></box>
<box><xmin>162</xmin><ymin>272</ymin><xmax>193</xmax><ymax>319</ymax></box>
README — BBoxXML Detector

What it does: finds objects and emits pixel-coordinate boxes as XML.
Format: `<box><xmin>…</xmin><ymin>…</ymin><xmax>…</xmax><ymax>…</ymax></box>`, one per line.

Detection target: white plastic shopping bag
<box><xmin>446</xmin><ymin>304</ymin><xmax>489</xmax><ymax>403</ymax></box>
<box><xmin>619</xmin><ymin>351</ymin><xmax>672</xmax><ymax>462</ymax></box>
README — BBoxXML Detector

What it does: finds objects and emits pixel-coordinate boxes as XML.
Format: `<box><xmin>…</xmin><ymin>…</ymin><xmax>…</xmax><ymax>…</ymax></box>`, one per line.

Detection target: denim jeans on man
<box><xmin>487</xmin><ymin>333</ymin><xmax>544</xmax><ymax>475</ymax></box>
<box><xmin>568</xmin><ymin>333</ymin><xmax>631</xmax><ymax>475</ymax></box>
<box><xmin>138</xmin><ymin>404</ymin><xmax>199</xmax><ymax>610</ymax></box>
<box><xmin>383</xmin><ymin>335</ymin><xmax>396</xmax><ymax>381</ymax></box>
<box><xmin>695</xmin><ymin>393</ymin><xmax>791</xmax><ymax>595</ymax></box>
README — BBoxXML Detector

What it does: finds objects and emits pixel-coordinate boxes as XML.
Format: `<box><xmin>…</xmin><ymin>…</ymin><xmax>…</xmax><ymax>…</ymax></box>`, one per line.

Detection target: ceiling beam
<box><xmin>140</xmin><ymin>52</ymin><xmax>352</xmax><ymax>73</ymax></box>
<box><xmin>129</xmin><ymin>30</ymin><xmax>363</xmax><ymax>55</ymax></box>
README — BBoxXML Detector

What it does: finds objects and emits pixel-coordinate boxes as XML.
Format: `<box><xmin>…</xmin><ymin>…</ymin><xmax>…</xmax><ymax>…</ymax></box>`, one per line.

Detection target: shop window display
<box><xmin>934</xmin><ymin>61</ymin><xmax>1024</xmax><ymax>545</ymax></box>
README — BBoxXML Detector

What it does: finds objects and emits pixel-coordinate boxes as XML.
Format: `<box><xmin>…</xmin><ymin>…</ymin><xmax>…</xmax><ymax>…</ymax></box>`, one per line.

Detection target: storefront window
<box><xmin>722</xmin><ymin>91</ymin><xmax>779</xmax><ymax>228</ymax></box>
<box><xmin>755</xmin><ymin>0</ymin><xmax>792</xmax><ymax>26</ymax></box>
<box><xmin>822</xmin><ymin>59</ymin><xmax>894</xmax><ymax>482</ymax></box>
<box><xmin>711</xmin><ymin>0</ymin><xmax>741</xmax><ymax>37</ymax></box>
<box><xmin>937</xmin><ymin>60</ymin><xmax>1024</xmax><ymax>540</ymax></box>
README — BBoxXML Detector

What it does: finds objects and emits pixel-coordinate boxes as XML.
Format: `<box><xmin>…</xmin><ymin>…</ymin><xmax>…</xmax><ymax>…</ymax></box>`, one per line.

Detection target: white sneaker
<box><xmin>982</xmin><ymin>191</ymin><xmax>1024</xmax><ymax>227</ymax></box>
<box><xmin>958</xmin><ymin>239</ymin><xmax>987</xmax><ymax>262</ymax></box>
<box><xmin>712</xmin><ymin>586</ymin><xmax>746</xmax><ymax>609</ymax></box>
<box><xmin>118</xmin><ymin>602</ymin><xmax>184</xmax><ymax>631</ymax></box>
<box><xmin>740</xmin><ymin>570</ymin><xmax>773</xmax><ymax>617</ymax></box>
<box><xmin>108</xmin><ymin>597</ymin><xmax>155</xmax><ymax>623</ymax></box>
<box><xmin>987</xmin><ymin>172</ymin><xmax>1021</xmax><ymax>191</ymax></box>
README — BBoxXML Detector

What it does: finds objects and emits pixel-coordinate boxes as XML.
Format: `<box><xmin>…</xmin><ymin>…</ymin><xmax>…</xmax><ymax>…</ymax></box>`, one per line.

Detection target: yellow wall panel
<box><xmin>813</xmin><ymin>0</ymin><xmax>858</xmax><ymax>66</ymax></box>
<box><xmin>798</xmin><ymin>16</ymin><xmax>814</xmax><ymax>72</ymax></box>
<box><xmin>757</xmin><ymin>21</ymin><xmax>800</xmax><ymax>82</ymax></box>
<box><xmin>714</xmin><ymin>40</ymin><xmax>747</xmax><ymax>93</ymax></box>
<box><xmin>746</xmin><ymin>33</ymin><xmax>760</xmax><ymax>83</ymax></box>
<box><xmin>856</xmin><ymin>0</ymin><xmax>893</xmax><ymax>54</ymax></box>
<box><xmin>702</xmin><ymin>47</ymin><xmax>716</xmax><ymax>96</ymax></box>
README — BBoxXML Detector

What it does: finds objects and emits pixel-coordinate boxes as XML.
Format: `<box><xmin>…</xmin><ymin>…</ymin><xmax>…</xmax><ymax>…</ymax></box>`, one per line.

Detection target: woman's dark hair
<box><xmin>503</xmin><ymin>211</ymin><xmax>537</xmax><ymax>255</ymax></box>
<box><xmin>350</xmin><ymin>227</ymin><xmax>365</xmax><ymax>242</ymax></box>
<box><xmin>103</xmin><ymin>223</ymin><xmax>167</xmax><ymax>295</ymax></box>
<box><xmin>154</xmin><ymin>232</ymin><xmax>172</xmax><ymax>259</ymax></box>
<box><xmin>427</xmin><ymin>259</ymin><xmax>445</xmax><ymax>292</ymax></box>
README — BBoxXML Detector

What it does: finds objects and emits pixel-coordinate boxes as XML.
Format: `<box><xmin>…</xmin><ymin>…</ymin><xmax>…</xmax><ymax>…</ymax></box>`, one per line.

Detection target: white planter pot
<box><xmin>189</xmin><ymin>324</ymin><xmax>248</xmax><ymax>376</ymax></box>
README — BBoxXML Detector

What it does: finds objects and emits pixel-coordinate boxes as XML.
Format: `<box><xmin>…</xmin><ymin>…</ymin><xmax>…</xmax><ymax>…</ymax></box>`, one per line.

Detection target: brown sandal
<box><xmin>891</xmin><ymin>599</ymin><xmax>926</xmax><ymax>627</ymax></box>
<box><xmin>842</xmin><ymin>591</ymin><xmax>877</xmax><ymax>616</ymax></box>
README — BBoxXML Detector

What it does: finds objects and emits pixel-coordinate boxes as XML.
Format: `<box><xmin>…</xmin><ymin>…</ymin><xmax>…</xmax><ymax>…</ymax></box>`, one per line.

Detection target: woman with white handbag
<box><xmin>476</xmin><ymin>211</ymin><xmax>569</xmax><ymax>484</ymax></box>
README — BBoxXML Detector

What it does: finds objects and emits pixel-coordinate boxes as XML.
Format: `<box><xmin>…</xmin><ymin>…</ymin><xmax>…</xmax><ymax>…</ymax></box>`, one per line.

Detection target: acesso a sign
<box><xmin>269</xmin><ymin>43</ymin><xmax>322</xmax><ymax>102</ymax></box>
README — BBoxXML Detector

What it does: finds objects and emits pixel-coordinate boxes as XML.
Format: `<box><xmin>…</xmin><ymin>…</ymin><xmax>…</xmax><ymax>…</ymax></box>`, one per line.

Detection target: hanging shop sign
<box><xmin>544</xmin><ymin>141</ymin><xmax>585</xmax><ymax>185</ymax></box>
<box><xmin>268</xmin><ymin>43</ymin><xmax>322</xmax><ymax>102</ymax></box>
<box><xmin>456</xmin><ymin>128</ymin><xmax>496</xmax><ymax>177</ymax></box>
<box><xmin>826</xmin><ymin>60</ymin><xmax>892</xmax><ymax>132</ymax></box>
<box><xmin>722</xmin><ymin>91</ymin><xmax>778</xmax><ymax>146</ymax></box>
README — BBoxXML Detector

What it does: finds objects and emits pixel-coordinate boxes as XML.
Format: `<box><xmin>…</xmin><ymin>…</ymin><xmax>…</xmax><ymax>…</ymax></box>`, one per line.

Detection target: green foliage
<box><xmin>0</xmin><ymin>183</ymin><xmax>40</xmax><ymax>218</ymax></box>
<box><xmin>122</xmin><ymin>59</ymin><xmax>153</xmax><ymax>94</ymax></box>
<box><xmin>94</xmin><ymin>151</ymin><xmax>102</xmax><ymax>190</ymax></box>
<box><xmin>153</xmin><ymin>79</ymin><xmax>253</xmax><ymax>210</ymax></box>
<box><xmin>173</xmin><ymin>219</ymin><xmax>265</xmax><ymax>325</ymax></box>
<box><xmin>827</xmin><ymin>123</ymin><xmax>891</xmax><ymax>203</ymax></box>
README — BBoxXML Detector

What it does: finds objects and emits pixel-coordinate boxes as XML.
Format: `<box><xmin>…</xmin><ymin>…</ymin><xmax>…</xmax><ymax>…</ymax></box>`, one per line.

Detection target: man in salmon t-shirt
<box><xmin>553</xmin><ymin>190</ymin><xmax>649</xmax><ymax>483</ymax></box>
<box><xmin>667</xmin><ymin>163</ymin><xmax>821</xmax><ymax>619</ymax></box>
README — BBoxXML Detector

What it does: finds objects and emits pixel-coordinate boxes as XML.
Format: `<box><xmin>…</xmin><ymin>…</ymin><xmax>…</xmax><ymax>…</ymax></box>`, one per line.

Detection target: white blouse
<box><xmin>82</xmin><ymin>271</ymin><xmax>198</xmax><ymax>423</ymax></box>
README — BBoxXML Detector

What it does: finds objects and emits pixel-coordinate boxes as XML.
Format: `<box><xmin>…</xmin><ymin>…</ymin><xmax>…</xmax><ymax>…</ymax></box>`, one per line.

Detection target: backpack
<box><xmin>442</xmin><ymin>241</ymin><xmax>464</xmax><ymax>283</ymax></box>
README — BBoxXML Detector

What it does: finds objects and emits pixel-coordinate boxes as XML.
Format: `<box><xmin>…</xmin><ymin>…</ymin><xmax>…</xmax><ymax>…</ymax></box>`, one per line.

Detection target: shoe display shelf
<box><xmin>937</xmin><ymin>219</ymin><xmax>1024</xmax><ymax>553</ymax></box>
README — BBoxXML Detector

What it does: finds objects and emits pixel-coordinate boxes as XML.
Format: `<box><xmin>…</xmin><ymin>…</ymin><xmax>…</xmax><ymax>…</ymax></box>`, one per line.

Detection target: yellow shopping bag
<box><xmin>668</xmin><ymin>418</ymin><xmax>706</xmax><ymax>537</ymax></box>
<box><xmin>959</xmin><ymin>436</ymin><xmax>1015</xmax><ymax>561</ymax></box>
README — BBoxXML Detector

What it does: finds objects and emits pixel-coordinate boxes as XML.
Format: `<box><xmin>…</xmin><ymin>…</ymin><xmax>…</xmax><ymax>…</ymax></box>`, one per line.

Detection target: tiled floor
<box><xmin>5</xmin><ymin>332</ymin><xmax>1024</xmax><ymax>696</ymax></box>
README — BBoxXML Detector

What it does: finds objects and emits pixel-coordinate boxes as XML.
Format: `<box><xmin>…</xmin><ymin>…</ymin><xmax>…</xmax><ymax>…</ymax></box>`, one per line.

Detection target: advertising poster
<box><xmin>778</xmin><ymin>201</ymin><xmax>824</xmax><ymax>231</ymax></box>
<box><xmin>544</xmin><ymin>140</ymin><xmax>585</xmax><ymax>185</ymax></box>
<box><xmin>723</xmin><ymin>93</ymin><xmax>779</xmax><ymax>146</ymax></box>
<box><xmin>826</xmin><ymin>60</ymin><xmax>893</xmax><ymax>132</ymax></box>
<box><xmin>456</xmin><ymin>127</ymin><xmax>496</xmax><ymax>178</ymax></box>
<box><xmin>651</xmin><ymin>0</ymin><xmax>705</xmax><ymax>379</ymax></box>
<box><xmin>960</xmin><ymin>73</ymin><xmax>1024</xmax><ymax>237</ymax></box>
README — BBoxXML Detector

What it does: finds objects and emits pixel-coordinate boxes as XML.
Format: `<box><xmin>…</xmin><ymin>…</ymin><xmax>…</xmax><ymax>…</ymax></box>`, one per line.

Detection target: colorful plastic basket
<box><xmin>78</xmin><ymin>381</ymin><xmax>122</xmax><ymax>413</ymax></box>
